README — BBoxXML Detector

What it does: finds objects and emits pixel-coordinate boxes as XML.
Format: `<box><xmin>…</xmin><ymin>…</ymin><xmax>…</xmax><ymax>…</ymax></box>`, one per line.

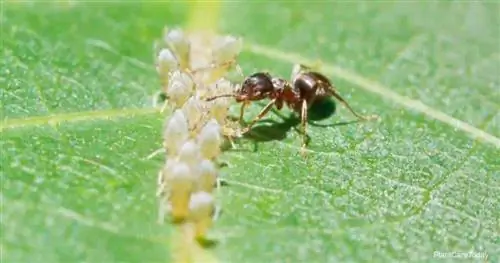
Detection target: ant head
<box><xmin>235</xmin><ymin>72</ymin><xmax>275</xmax><ymax>102</ymax></box>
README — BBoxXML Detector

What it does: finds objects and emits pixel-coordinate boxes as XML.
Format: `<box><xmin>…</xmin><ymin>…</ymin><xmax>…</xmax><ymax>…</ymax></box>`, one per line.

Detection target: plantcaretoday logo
<box><xmin>433</xmin><ymin>251</ymin><xmax>488</xmax><ymax>260</ymax></box>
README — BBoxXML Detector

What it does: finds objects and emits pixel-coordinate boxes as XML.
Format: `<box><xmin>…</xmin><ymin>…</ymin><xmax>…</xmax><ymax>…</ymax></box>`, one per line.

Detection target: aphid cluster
<box><xmin>206</xmin><ymin>64</ymin><xmax>379</xmax><ymax>154</ymax></box>
<box><xmin>154</xmin><ymin>27</ymin><xmax>243</xmax><ymax>240</ymax></box>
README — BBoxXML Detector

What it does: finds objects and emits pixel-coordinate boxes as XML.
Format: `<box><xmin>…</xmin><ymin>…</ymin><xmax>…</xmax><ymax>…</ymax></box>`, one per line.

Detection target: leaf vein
<box><xmin>245</xmin><ymin>42</ymin><xmax>500</xmax><ymax>148</ymax></box>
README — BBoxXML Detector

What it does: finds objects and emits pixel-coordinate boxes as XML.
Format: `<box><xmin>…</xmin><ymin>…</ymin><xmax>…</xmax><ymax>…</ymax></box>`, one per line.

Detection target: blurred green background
<box><xmin>2</xmin><ymin>1</ymin><xmax>499</xmax><ymax>263</ymax></box>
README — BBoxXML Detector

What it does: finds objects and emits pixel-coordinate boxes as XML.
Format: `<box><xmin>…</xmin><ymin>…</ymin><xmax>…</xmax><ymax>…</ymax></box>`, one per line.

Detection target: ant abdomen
<box><xmin>293</xmin><ymin>73</ymin><xmax>322</xmax><ymax>102</ymax></box>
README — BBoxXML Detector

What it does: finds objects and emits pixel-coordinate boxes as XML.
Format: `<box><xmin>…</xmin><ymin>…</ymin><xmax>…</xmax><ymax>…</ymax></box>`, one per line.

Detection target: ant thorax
<box><xmin>271</xmin><ymin>77</ymin><xmax>287</xmax><ymax>90</ymax></box>
<box><xmin>271</xmin><ymin>77</ymin><xmax>301</xmax><ymax>106</ymax></box>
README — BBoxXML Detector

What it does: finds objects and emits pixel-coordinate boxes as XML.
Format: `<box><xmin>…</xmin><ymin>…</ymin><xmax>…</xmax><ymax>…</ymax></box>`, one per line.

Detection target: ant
<box><xmin>205</xmin><ymin>64</ymin><xmax>379</xmax><ymax>155</ymax></box>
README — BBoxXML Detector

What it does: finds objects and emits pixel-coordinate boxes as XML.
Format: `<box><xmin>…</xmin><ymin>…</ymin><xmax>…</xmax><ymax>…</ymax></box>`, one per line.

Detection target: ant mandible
<box><xmin>205</xmin><ymin>64</ymin><xmax>379</xmax><ymax>154</ymax></box>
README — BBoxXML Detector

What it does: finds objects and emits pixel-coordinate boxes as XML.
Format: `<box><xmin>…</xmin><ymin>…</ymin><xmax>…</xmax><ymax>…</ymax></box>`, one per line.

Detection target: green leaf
<box><xmin>2</xmin><ymin>2</ymin><xmax>499</xmax><ymax>263</ymax></box>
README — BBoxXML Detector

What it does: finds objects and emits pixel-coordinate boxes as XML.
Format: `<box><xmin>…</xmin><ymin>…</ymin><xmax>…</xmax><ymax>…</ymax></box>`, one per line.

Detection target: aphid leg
<box><xmin>156</xmin><ymin>170</ymin><xmax>165</xmax><ymax>197</ymax></box>
<box><xmin>188</xmin><ymin>114</ymin><xmax>207</xmax><ymax>136</ymax></box>
<box><xmin>214</xmin><ymin>169</ymin><xmax>226</xmax><ymax>191</ymax></box>
<box><xmin>215</xmin><ymin>176</ymin><xmax>221</xmax><ymax>191</ymax></box>
<box><xmin>152</xmin><ymin>91</ymin><xmax>164</xmax><ymax>108</ymax></box>
<box><xmin>221</xmin><ymin>126</ymin><xmax>240</xmax><ymax>148</ymax></box>
<box><xmin>155</xmin><ymin>89</ymin><xmax>171</xmax><ymax>114</ymax></box>
<box><xmin>212</xmin><ymin>203</ymin><xmax>222</xmax><ymax>221</ymax></box>
<box><xmin>189</xmin><ymin>59</ymin><xmax>236</xmax><ymax>75</ymax></box>
<box><xmin>327</xmin><ymin>88</ymin><xmax>379</xmax><ymax>121</ymax></box>
<box><xmin>241</xmin><ymin>98</ymin><xmax>277</xmax><ymax>134</ymax></box>
<box><xmin>160</xmin><ymin>100</ymin><xmax>170</xmax><ymax>113</ymax></box>
<box><xmin>300</xmin><ymin>100</ymin><xmax>309</xmax><ymax>156</ymax></box>
<box><xmin>145</xmin><ymin>147</ymin><xmax>166</xmax><ymax>160</ymax></box>
<box><xmin>157</xmin><ymin>197</ymin><xmax>172</xmax><ymax>224</ymax></box>
<box><xmin>157</xmin><ymin>203</ymin><xmax>166</xmax><ymax>224</ymax></box>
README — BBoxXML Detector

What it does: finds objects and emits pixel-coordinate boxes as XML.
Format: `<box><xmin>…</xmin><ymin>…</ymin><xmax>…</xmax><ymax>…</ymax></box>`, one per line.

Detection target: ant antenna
<box><xmin>202</xmin><ymin>62</ymin><xmax>245</xmax><ymax>102</ymax></box>
<box><xmin>205</xmin><ymin>94</ymin><xmax>235</xmax><ymax>101</ymax></box>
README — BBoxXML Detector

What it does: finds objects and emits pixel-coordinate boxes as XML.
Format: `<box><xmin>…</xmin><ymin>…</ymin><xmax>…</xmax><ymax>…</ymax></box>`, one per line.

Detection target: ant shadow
<box><xmin>242</xmin><ymin>98</ymin><xmax>361</xmax><ymax>151</ymax></box>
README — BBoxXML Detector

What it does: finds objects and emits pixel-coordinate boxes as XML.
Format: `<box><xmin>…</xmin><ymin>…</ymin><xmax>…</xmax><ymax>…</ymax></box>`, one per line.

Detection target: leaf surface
<box><xmin>2</xmin><ymin>2</ymin><xmax>499</xmax><ymax>263</ymax></box>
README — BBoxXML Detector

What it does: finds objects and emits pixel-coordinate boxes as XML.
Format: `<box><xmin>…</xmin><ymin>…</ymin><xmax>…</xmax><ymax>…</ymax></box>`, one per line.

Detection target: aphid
<box><xmin>205</xmin><ymin>64</ymin><xmax>378</xmax><ymax>154</ymax></box>
<box><xmin>155</xmin><ymin>59</ymin><xmax>242</xmax><ymax>113</ymax></box>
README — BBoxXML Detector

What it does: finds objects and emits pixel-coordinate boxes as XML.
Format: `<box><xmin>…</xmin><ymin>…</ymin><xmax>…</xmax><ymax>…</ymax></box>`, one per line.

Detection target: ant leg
<box><xmin>300</xmin><ymin>100</ymin><xmax>309</xmax><ymax>156</ymax></box>
<box><xmin>205</xmin><ymin>93</ymin><xmax>235</xmax><ymax>102</ymax></box>
<box><xmin>241</xmin><ymin>99</ymin><xmax>277</xmax><ymax>134</ymax></box>
<box><xmin>298</xmin><ymin>61</ymin><xmax>322</xmax><ymax>72</ymax></box>
<box><xmin>299</xmin><ymin>64</ymin><xmax>313</xmax><ymax>71</ymax></box>
<box><xmin>292</xmin><ymin>62</ymin><xmax>321</xmax><ymax>80</ymax></box>
<box><xmin>239</xmin><ymin>102</ymin><xmax>248</xmax><ymax>124</ymax></box>
<box><xmin>327</xmin><ymin>88</ymin><xmax>379</xmax><ymax>121</ymax></box>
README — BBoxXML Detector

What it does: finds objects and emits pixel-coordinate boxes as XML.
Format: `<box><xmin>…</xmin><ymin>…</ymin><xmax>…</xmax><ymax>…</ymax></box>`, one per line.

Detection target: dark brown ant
<box><xmin>205</xmin><ymin>64</ymin><xmax>378</xmax><ymax>154</ymax></box>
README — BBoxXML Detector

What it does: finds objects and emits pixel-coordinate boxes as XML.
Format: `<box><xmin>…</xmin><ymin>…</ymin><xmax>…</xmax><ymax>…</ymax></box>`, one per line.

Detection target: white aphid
<box><xmin>209</xmin><ymin>102</ymin><xmax>230</xmax><ymax>126</ymax></box>
<box><xmin>188</xmin><ymin>191</ymin><xmax>215</xmax><ymax>238</ymax></box>
<box><xmin>208</xmin><ymin>79</ymin><xmax>233</xmax><ymax>124</ymax></box>
<box><xmin>166</xmin><ymin>70</ymin><xmax>194</xmax><ymax>108</ymax></box>
<box><xmin>177</xmin><ymin>139</ymin><xmax>202</xmax><ymax>167</ymax></box>
<box><xmin>212</xmin><ymin>35</ymin><xmax>243</xmax><ymax>64</ymax></box>
<box><xmin>164</xmin><ymin>28</ymin><xmax>190</xmax><ymax>69</ymax></box>
<box><xmin>157</xmin><ymin>48</ymin><xmax>179</xmax><ymax>73</ymax></box>
<box><xmin>196</xmin><ymin>159</ymin><xmax>218</xmax><ymax>192</ymax></box>
<box><xmin>154</xmin><ymin>29</ymin><xmax>246</xmax><ymax>235</ymax></box>
<box><xmin>157</xmin><ymin>158</ymin><xmax>180</xmax><ymax>197</ymax></box>
<box><xmin>163</xmin><ymin>110</ymin><xmax>189</xmax><ymax>156</ymax></box>
<box><xmin>166</xmin><ymin>161</ymin><xmax>195</xmax><ymax>220</ymax></box>
<box><xmin>171</xmin><ymin>69</ymin><xmax>194</xmax><ymax>87</ymax></box>
<box><xmin>215</xmin><ymin>78</ymin><xmax>234</xmax><ymax>94</ymax></box>
<box><xmin>207</xmin><ymin>81</ymin><xmax>233</xmax><ymax>124</ymax></box>
<box><xmin>165</xmin><ymin>28</ymin><xmax>185</xmax><ymax>43</ymax></box>
<box><xmin>197</xmin><ymin>119</ymin><xmax>222</xmax><ymax>160</ymax></box>
<box><xmin>181</xmin><ymin>96</ymin><xmax>204</xmax><ymax>131</ymax></box>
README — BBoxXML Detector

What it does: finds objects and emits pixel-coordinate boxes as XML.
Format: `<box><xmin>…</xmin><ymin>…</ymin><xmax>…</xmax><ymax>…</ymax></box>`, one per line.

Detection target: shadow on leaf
<box><xmin>241</xmin><ymin>98</ymin><xmax>361</xmax><ymax>151</ymax></box>
<box><xmin>196</xmin><ymin>236</ymin><xmax>219</xmax><ymax>248</ymax></box>
<box><xmin>307</xmin><ymin>97</ymin><xmax>337</xmax><ymax>121</ymax></box>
